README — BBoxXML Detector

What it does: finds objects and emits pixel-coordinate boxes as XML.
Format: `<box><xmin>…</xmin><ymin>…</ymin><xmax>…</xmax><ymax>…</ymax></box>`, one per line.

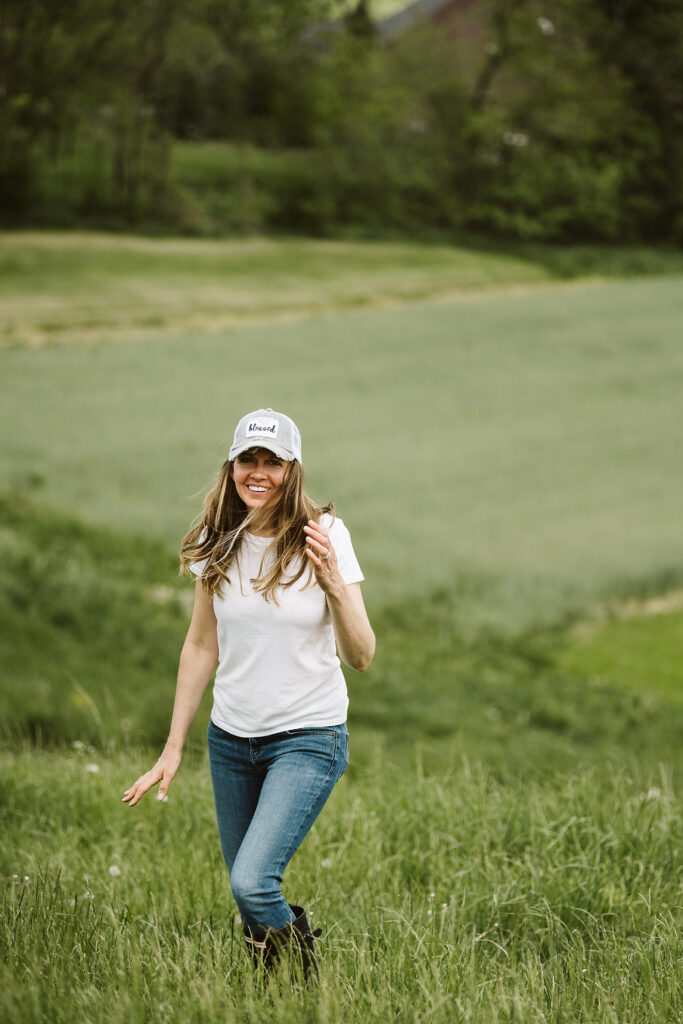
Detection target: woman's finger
<box><xmin>158</xmin><ymin>766</ymin><xmax>178</xmax><ymax>801</ymax></box>
<box><xmin>303</xmin><ymin>524</ymin><xmax>328</xmax><ymax>547</ymax></box>
<box><xmin>304</xmin><ymin>521</ymin><xmax>328</xmax><ymax>537</ymax></box>
<box><xmin>306</xmin><ymin>544</ymin><xmax>337</xmax><ymax>572</ymax></box>
<box><xmin>305</xmin><ymin>548</ymin><xmax>333</xmax><ymax>577</ymax></box>
<box><xmin>303</xmin><ymin>525</ymin><xmax>335</xmax><ymax>559</ymax></box>
<box><xmin>121</xmin><ymin>778</ymin><xmax>143</xmax><ymax>802</ymax></box>
<box><xmin>305</xmin><ymin>547</ymin><xmax>323</xmax><ymax>569</ymax></box>
<box><xmin>122</xmin><ymin>766</ymin><xmax>162</xmax><ymax>806</ymax></box>
<box><xmin>306</xmin><ymin>535</ymin><xmax>331</xmax><ymax>556</ymax></box>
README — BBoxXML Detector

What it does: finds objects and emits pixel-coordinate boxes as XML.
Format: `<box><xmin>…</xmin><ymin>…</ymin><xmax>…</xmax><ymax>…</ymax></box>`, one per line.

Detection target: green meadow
<box><xmin>1</xmin><ymin>233</ymin><xmax>682</xmax><ymax>1022</ymax></box>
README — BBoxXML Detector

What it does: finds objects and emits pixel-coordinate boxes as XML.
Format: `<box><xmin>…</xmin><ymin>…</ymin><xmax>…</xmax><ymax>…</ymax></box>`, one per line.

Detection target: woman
<box><xmin>122</xmin><ymin>408</ymin><xmax>375</xmax><ymax>980</ymax></box>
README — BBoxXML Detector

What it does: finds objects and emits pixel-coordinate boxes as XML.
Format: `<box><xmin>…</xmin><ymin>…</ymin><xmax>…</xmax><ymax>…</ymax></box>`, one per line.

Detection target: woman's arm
<box><xmin>304</xmin><ymin>521</ymin><xmax>375</xmax><ymax>672</ymax></box>
<box><xmin>324</xmin><ymin>580</ymin><xmax>375</xmax><ymax>672</ymax></box>
<box><xmin>122</xmin><ymin>581</ymin><xmax>218</xmax><ymax>806</ymax></box>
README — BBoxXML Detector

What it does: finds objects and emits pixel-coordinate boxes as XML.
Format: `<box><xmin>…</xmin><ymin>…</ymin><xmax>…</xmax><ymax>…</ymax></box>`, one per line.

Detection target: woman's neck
<box><xmin>244</xmin><ymin>507</ymin><xmax>277</xmax><ymax>539</ymax></box>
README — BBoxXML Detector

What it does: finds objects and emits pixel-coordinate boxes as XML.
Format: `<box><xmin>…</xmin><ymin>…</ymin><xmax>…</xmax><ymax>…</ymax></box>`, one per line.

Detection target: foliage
<box><xmin>1</xmin><ymin>0</ymin><xmax>682</xmax><ymax>240</ymax></box>
<box><xmin>578</xmin><ymin>0</ymin><xmax>683</xmax><ymax>240</ymax></box>
<box><xmin>0</xmin><ymin>0</ymin><xmax>175</xmax><ymax>223</ymax></box>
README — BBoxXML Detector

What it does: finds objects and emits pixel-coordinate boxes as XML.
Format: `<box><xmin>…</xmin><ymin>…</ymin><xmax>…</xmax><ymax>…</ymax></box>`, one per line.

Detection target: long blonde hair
<box><xmin>179</xmin><ymin>456</ymin><xmax>333</xmax><ymax>601</ymax></box>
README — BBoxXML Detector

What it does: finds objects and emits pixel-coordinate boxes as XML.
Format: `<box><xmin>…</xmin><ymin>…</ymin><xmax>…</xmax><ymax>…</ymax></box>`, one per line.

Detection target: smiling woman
<box><xmin>122</xmin><ymin>407</ymin><xmax>375</xmax><ymax>984</ymax></box>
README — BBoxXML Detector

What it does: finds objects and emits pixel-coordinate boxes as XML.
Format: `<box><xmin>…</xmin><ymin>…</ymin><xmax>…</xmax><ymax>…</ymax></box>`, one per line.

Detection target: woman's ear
<box><xmin>228</xmin><ymin>462</ymin><xmax>234</xmax><ymax>479</ymax></box>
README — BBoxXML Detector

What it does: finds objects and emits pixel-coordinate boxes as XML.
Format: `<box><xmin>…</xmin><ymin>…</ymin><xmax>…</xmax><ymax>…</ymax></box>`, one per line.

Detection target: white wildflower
<box><xmin>537</xmin><ymin>17</ymin><xmax>555</xmax><ymax>36</ymax></box>
<box><xmin>23</xmin><ymin>876</ymin><xmax>30</xmax><ymax>884</ymax></box>
<box><xmin>646</xmin><ymin>787</ymin><xmax>662</xmax><ymax>801</ymax></box>
<box><xmin>441</xmin><ymin>903</ymin><xmax>448</xmax><ymax>912</ymax></box>
<box><xmin>85</xmin><ymin>763</ymin><xmax>100</xmax><ymax>774</ymax></box>
<box><xmin>427</xmin><ymin>909</ymin><xmax>432</xmax><ymax>916</ymax></box>
<box><xmin>108</xmin><ymin>865</ymin><xmax>122</xmax><ymax>878</ymax></box>
<box><xmin>82</xmin><ymin>890</ymin><xmax>94</xmax><ymax>900</ymax></box>
<box><xmin>72</xmin><ymin>740</ymin><xmax>86</xmax><ymax>751</ymax></box>
<box><xmin>502</xmin><ymin>132</ymin><xmax>529</xmax><ymax>148</ymax></box>
<box><xmin>321</xmin><ymin>858</ymin><xmax>333</xmax><ymax>869</ymax></box>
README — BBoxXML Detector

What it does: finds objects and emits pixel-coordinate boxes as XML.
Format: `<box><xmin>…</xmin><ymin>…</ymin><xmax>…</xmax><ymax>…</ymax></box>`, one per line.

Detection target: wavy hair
<box><xmin>179</xmin><ymin>455</ymin><xmax>333</xmax><ymax>602</ymax></box>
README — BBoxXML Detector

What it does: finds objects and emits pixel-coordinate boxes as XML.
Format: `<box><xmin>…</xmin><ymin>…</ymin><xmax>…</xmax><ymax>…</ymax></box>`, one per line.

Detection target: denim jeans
<box><xmin>207</xmin><ymin>718</ymin><xmax>349</xmax><ymax>937</ymax></box>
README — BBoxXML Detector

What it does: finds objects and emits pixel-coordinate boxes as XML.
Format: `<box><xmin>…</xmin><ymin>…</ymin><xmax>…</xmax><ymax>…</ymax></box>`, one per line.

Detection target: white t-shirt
<box><xmin>190</xmin><ymin>515</ymin><xmax>363</xmax><ymax>737</ymax></box>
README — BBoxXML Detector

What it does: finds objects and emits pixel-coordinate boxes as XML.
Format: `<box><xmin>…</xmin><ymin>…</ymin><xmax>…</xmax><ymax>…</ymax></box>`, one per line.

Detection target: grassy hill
<box><xmin>1</xmin><ymin>233</ymin><xmax>682</xmax><ymax>1022</ymax></box>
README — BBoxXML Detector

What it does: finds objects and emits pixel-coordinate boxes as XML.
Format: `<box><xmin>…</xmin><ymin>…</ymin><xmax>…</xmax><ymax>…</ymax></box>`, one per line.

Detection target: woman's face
<box><xmin>230</xmin><ymin>448</ymin><xmax>289</xmax><ymax>510</ymax></box>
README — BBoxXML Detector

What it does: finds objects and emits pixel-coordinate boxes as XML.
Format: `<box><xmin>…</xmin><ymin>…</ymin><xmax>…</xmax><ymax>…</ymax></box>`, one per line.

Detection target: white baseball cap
<box><xmin>228</xmin><ymin>408</ymin><xmax>302</xmax><ymax>463</ymax></box>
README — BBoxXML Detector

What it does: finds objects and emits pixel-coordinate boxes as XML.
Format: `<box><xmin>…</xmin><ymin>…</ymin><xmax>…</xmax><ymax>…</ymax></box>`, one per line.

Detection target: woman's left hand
<box><xmin>304</xmin><ymin>520</ymin><xmax>341</xmax><ymax>594</ymax></box>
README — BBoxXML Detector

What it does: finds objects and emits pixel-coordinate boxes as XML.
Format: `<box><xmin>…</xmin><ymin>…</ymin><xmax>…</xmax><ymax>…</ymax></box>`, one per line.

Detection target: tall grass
<box><xmin>2</xmin><ymin>747</ymin><xmax>681</xmax><ymax>1023</ymax></box>
<box><xmin>1</xmin><ymin>494</ymin><xmax>681</xmax><ymax>1024</ymax></box>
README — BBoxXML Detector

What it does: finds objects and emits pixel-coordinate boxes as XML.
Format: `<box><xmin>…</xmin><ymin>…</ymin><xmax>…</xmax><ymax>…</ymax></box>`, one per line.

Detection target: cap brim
<box><xmin>229</xmin><ymin>441</ymin><xmax>295</xmax><ymax>462</ymax></box>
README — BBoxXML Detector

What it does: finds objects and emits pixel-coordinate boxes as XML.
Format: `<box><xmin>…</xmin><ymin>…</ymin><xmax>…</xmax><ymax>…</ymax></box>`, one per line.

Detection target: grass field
<box><xmin>2</xmin><ymin>232</ymin><xmax>683</xmax><ymax>348</ymax></box>
<box><xmin>1</xmin><ymin>233</ymin><xmax>682</xmax><ymax>1022</ymax></box>
<box><xmin>560</xmin><ymin>601</ymin><xmax>683</xmax><ymax>708</ymax></box>
<box><xmin>0</xmin><ymin>231</ymin><xmax>558</xmax><ymax>347</ymax></box>
<box><xmin>1</xmin><ymin>235</ymin><xmax>682</xmax><ymax>627</ymax></box>
<box><xmin>3</xmin><ymin>745</ymin><xmax>681</xmax><ymax>1024</ymax></box>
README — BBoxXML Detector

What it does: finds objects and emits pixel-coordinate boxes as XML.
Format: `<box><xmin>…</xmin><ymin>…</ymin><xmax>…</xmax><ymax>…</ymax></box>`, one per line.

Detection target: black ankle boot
<box><xmin>288</xmin><ymin>904</ymin><xmax>322</xmax><ymax>982</ymax></box>
<box><xmin>244</xmin><ymin>904</ymin><xmax>322</xmax><ymax>983</ymax></box>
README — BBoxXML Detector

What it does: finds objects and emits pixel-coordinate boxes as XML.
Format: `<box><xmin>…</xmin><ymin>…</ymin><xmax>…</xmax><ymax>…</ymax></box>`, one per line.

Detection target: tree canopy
<box><xmin>1</xmin><ymin>0</ymin><xmax>681</xmax><ymax>241</ymax></box>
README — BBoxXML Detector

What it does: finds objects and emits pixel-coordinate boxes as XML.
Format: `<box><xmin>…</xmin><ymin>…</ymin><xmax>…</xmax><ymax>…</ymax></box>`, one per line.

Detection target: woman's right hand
<box><xmin>122</xmin><ymin>747</ymin><xmax>182</xmax><ymax>807</ymax></box>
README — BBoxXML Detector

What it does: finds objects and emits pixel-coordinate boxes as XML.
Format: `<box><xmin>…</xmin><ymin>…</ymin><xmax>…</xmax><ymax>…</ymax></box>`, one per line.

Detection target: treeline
<box><xmin>1</xmin><ymin>0</ymin><xmax>682</xmax><ymax>242</ymax></box>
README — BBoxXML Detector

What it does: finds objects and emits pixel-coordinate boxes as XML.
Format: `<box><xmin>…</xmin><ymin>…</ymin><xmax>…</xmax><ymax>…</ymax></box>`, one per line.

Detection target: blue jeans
<box><xmin>207</xmin><ymin>718</ymin><xmax>349</xmax><ymax>938</ymax></box>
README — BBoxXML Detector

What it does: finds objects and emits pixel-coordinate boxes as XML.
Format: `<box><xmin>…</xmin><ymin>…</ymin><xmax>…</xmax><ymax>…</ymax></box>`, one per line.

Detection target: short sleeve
<box><xmin>326</xmin><ymin>515</ymin><xmax>364</xmax><ymax>585</ymax></box>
